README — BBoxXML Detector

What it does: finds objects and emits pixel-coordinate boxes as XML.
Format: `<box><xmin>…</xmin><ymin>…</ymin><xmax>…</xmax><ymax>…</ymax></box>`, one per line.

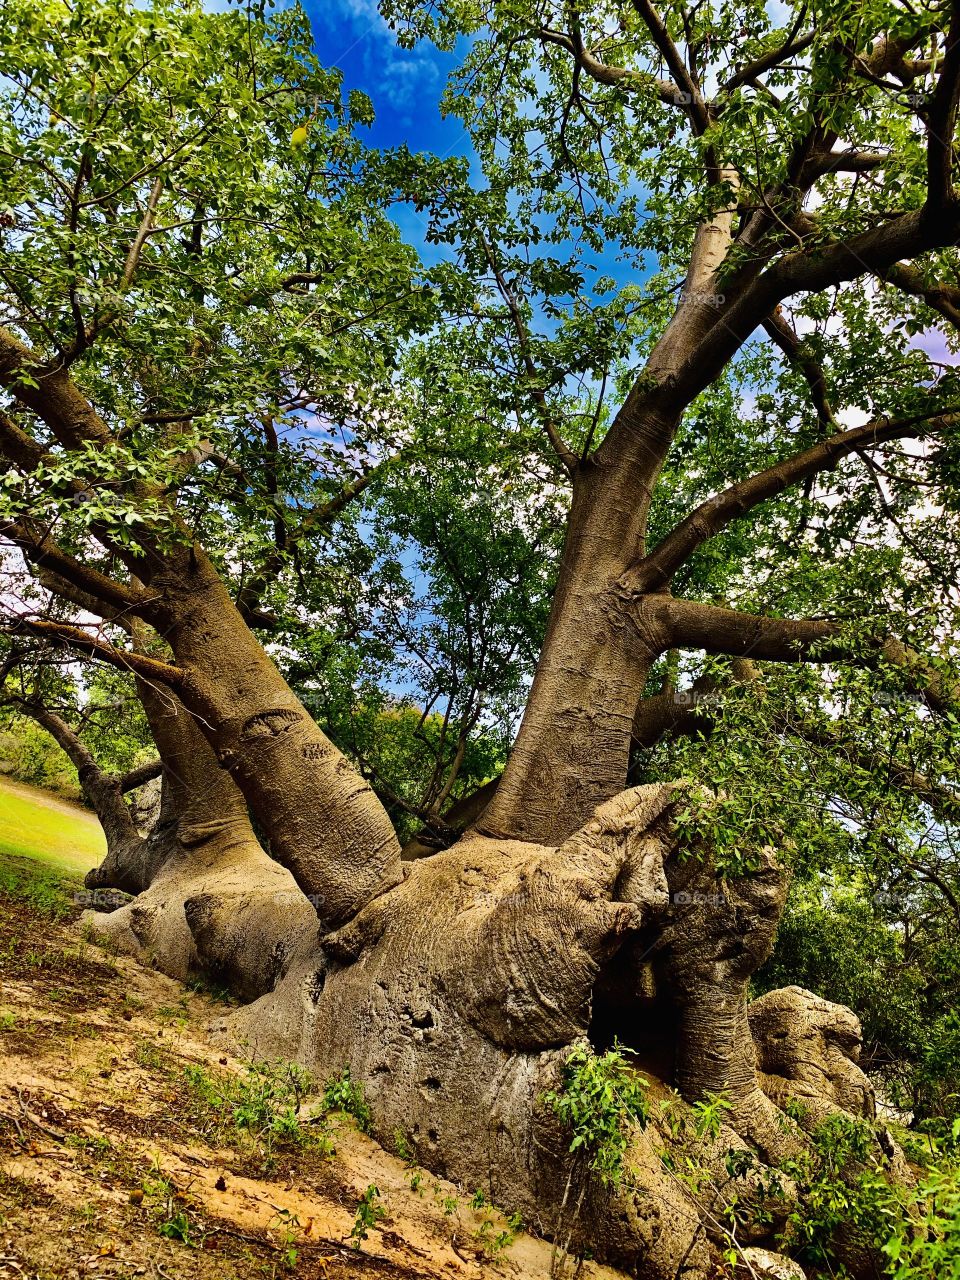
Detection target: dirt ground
<box><xmin>0</xmin><ymin>886</ymin><xmax>628</xmax><ymax>1280</ymax></box>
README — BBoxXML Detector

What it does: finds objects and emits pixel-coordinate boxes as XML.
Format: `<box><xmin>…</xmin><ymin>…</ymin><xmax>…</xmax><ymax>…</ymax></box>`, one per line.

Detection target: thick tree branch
<box><xmin>0</xmin><ymin>325</ymin><xmax>115</xmax><ymax>449</ymax></box>
<box><xmin>627</xmin><ymin>0</ymin><xmax>711</xmax><ymax>134</ymax></box>
<box><xmin>3</xmin><ymin>617</ymin><xmax>185</xmax><ymax>686</ymax></box>
<box><xmin>9</xmin><ymin>698</ymin><xmax>99</xmax><ymax>779</ymax></box>
<box><xmin>663</xmin><ymin>204</ymin><xmax>960</xmax><ymax>417</ymax></box>
<box><xmin>631</xmin><ymin>674</ymin><xmax>716</xmax><ymax>746</ymax></box>
<box><xmin>1</xmin><ymin>520</ymin><xmax>144</xmax><ymax>614</ymax></box>
<box><xmin>646</xmin><ymin>597</ymin><xmax>957</xmax><ymax>716</ymax></box>
<box><xmin>0</xmin><ymin>408</ymin><xmax>47</xmax><ymax>471</ymax></box>
<box><xmin>537</xmin><ymin>26</ymin><xmax>688</xmax><ymax>105</ymax></box>
<box><xmin>119</xmin><ymin>756</ymin><xmax>163</xmax><ymax>793</ymax></box>
<box><xmin>635</xmin><ymin>406</ymin><xmax>957</xmax><ymax>590</ymax></box>
<box><xmin>648</xmin><ymin>596</ymin><xmax>837</xmax><ymax>660</ymax></box>
<box><xmin>878</xmin><ymin>261</ymin><xmax>960</xmax><ymax>330</ymax></box>
<box><xmin>721</xmin><ymin>32</ymin><xmax>814</xmax><ymax>94</ymax></box>
<box><xmin>806</xmin><ymin>149</ymin><xmax>892</xmax><ymax>178</ymax></box>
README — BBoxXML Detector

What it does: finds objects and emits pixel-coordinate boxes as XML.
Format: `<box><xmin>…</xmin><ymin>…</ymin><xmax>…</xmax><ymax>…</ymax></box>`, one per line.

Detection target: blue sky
<box><xmin>301</xmin><ymin>0</ymin><xmax>651</xmax><ymax>306</ymax></box>
<box><xmin>303</xmin><ymin>0</ymin><xmax>467</xmax><ymax>157</ymax></box>
<box><xmin>302</xmin><ymin>0</ymin><xmax>479</xmax><ymax>263</ymax></box>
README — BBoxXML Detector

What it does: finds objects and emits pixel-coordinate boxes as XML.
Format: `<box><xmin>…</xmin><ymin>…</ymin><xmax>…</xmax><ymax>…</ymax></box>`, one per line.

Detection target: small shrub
<box><xmin>232</xmin><ymin>1059</ymin><xmax>313</xmax><ymax>1143</ymax></box>
<box><xmin>321</xmin><ymin>1067</ymin><xmax>371</xmax><ymax>1132</ymax></box>
<box><xmin>158</xmin><ymin>1209</ymin><xmax>194</xmax><ymax>1245</ymax></box>
<box><xmin>544</xmin><ymin>1041</ymin><xmax>650</xmax><ymax>1186</ymax></box>
<box><xmin>182</xmin><ymin>1058</ymin><xmax>321</xmax><ymax>1153</ymax></box>
<box><xmin>394</xmin><ymin>1128</ymin><xmax>416</xmax><ymax>1165</ymax></box>
<box><xmin>350</xmin><ymin>1184</ymin><xmax>385</xmax><ymax>1249</ymax></box>
<box><xmin>883</xmin><ymin>1162</ymin><xmax>960</xmax><ymax>1279</ymax></box>
<box><xmin>780</xmin><ymin>1114</ymin><xmax>902</xmax><ymax>1268</ymax></box>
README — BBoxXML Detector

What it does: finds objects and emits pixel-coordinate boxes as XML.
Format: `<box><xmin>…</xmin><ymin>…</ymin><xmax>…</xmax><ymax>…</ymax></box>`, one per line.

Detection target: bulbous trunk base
<box><xmin>201</xmin><ymin>785</ymin><xmax>903</xmax><ymax>1278</ymax></box>
<box><xmin>83</xmin><ymin>782</ymin><xmax>905</xmax><ymax>1276</ymax></box>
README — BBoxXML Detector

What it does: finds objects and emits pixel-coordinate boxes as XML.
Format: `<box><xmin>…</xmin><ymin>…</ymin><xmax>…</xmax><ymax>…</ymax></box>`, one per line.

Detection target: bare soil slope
<box><xmin>0</xmin><ymin>884</ymin><xmax>628</xmax><ymax>1280</ymax></box>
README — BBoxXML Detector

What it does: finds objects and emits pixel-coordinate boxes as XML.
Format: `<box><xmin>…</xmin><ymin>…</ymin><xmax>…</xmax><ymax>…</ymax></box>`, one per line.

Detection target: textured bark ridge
<box><xmin>202</xmin><ymin>785</ymin><xmax>893</xmax><ymax>1278</ymax></box>
<box><xmin>150</xmin><ymin>555</ymin><xmax>403</xmax><ymax>928</ymax></box>
<box><xmin>750</xmin><ymin>986</ymin><xmax>877</xmax><ymax>1121</ymax></box>
<box><xmin>83</xmin><ymin>804</ymin><xmax>318</xmax><ymax>1001</ymax></box>
<box><xmin>750</xmin><ymin>987</ymin><xmax>912</xmax><ymax>1181</ymax></box>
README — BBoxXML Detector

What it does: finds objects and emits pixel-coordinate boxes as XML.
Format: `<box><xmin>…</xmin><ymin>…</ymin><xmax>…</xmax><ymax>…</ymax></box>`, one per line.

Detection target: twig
<box><xmin>13</xmin><ymin>1089</ymin><xmax>67</xmax><ymax>1143</ymax></box>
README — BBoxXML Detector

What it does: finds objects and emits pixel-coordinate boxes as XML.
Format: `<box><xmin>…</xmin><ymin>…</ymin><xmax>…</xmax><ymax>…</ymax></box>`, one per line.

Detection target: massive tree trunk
<box><xmin>84</xmin><ymin>679</ymin><xmax>318</xmax><ymax>1000</ymax></box>
<box><xmin>138</xmin><ymin>550</ymin><xmax>403</xmax><ymax>929</ymax></box>
<box><xmin>54</xmin><ymin>384</ymin><xmax>906</xmax><ymax>1275</ymax></box>
<box><xmin>1</xmin><ymin>194</ymin><xmax>919</xmax><ymax>1278</ymax></box>
<box><xmin>479</xmin><ymin>449</ymin><xmax>675</xmax><ymax>844</ymax></box>
<box><xmin>204</xmin><ymin>784</ymin><xmax>898</xmax><ymax>1278</ymax></box>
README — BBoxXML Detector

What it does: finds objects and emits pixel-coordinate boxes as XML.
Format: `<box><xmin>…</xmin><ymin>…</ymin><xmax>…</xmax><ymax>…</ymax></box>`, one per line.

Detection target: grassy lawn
<box><xmin>0</xmin><ymin>775</ymin><xmax>104</xmax><ymax>877</ymax></box>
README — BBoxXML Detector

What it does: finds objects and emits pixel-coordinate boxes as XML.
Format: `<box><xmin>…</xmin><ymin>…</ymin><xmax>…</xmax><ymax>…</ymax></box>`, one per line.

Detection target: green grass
<box><xmin>0</xmin><ymin>775</ymin><xmax>105</xmax><ymax>875</ymax></box>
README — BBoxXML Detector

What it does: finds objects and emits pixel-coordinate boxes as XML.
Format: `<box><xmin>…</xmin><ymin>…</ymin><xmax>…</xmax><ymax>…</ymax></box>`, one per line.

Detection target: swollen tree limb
<box><xmin>0</xmin><ymin>407</ymin><xmax>47</xmax><ymax>471</ymax></box>
<box><xmin>119</xmin><ymin>756</ymin><xmax>163</xmax><ymax>793</ymax></box>
<box><xmin>668</xmin><ymin>204</ymin><xmax>960</xmax><ymax>414</ymax></box>
<box><xmin>649</xmin><ymin>596</ymin><xmax>837</xmax><ymax>660</ymax></box>
<box><xmin>0</xmin><ymin>325</ymin><xmax>115</xmax><ymax>449</ymax></box>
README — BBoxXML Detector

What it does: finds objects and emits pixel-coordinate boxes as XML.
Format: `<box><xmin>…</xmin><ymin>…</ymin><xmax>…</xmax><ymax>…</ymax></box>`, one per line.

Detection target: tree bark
<box><xmin>83</xmin><ymin>680</ymin><xmax>318</xmax><ymax>1000</ymax></box>
<box><xmin>137</xmin><ymin>548</ymin><xmax>403</xmax><ymax>928</ymax></box>
<box><xmin>213</xmin><ymin>784</ymin><xmax>895</xmax><ymax>1278</ymax></box>
<box><xmin>478</xmin><ymin>464</ymin><xmax>674</xmax><ymax>843</ymax></box>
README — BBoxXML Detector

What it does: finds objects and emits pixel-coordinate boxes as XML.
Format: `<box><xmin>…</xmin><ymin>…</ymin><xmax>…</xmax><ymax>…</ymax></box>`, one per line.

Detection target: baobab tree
<box><xmin>3</xmin><ymin>0</ymin><xmax>960</xmax><ymax>1272</ymax></box>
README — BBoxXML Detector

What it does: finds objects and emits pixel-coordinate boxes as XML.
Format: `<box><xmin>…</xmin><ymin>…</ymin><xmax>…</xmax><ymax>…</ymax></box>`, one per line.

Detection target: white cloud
<box><xmin>315</xmin><ymin>0</ymin><xmax>444</xmax><ymax>118</ymax></box>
